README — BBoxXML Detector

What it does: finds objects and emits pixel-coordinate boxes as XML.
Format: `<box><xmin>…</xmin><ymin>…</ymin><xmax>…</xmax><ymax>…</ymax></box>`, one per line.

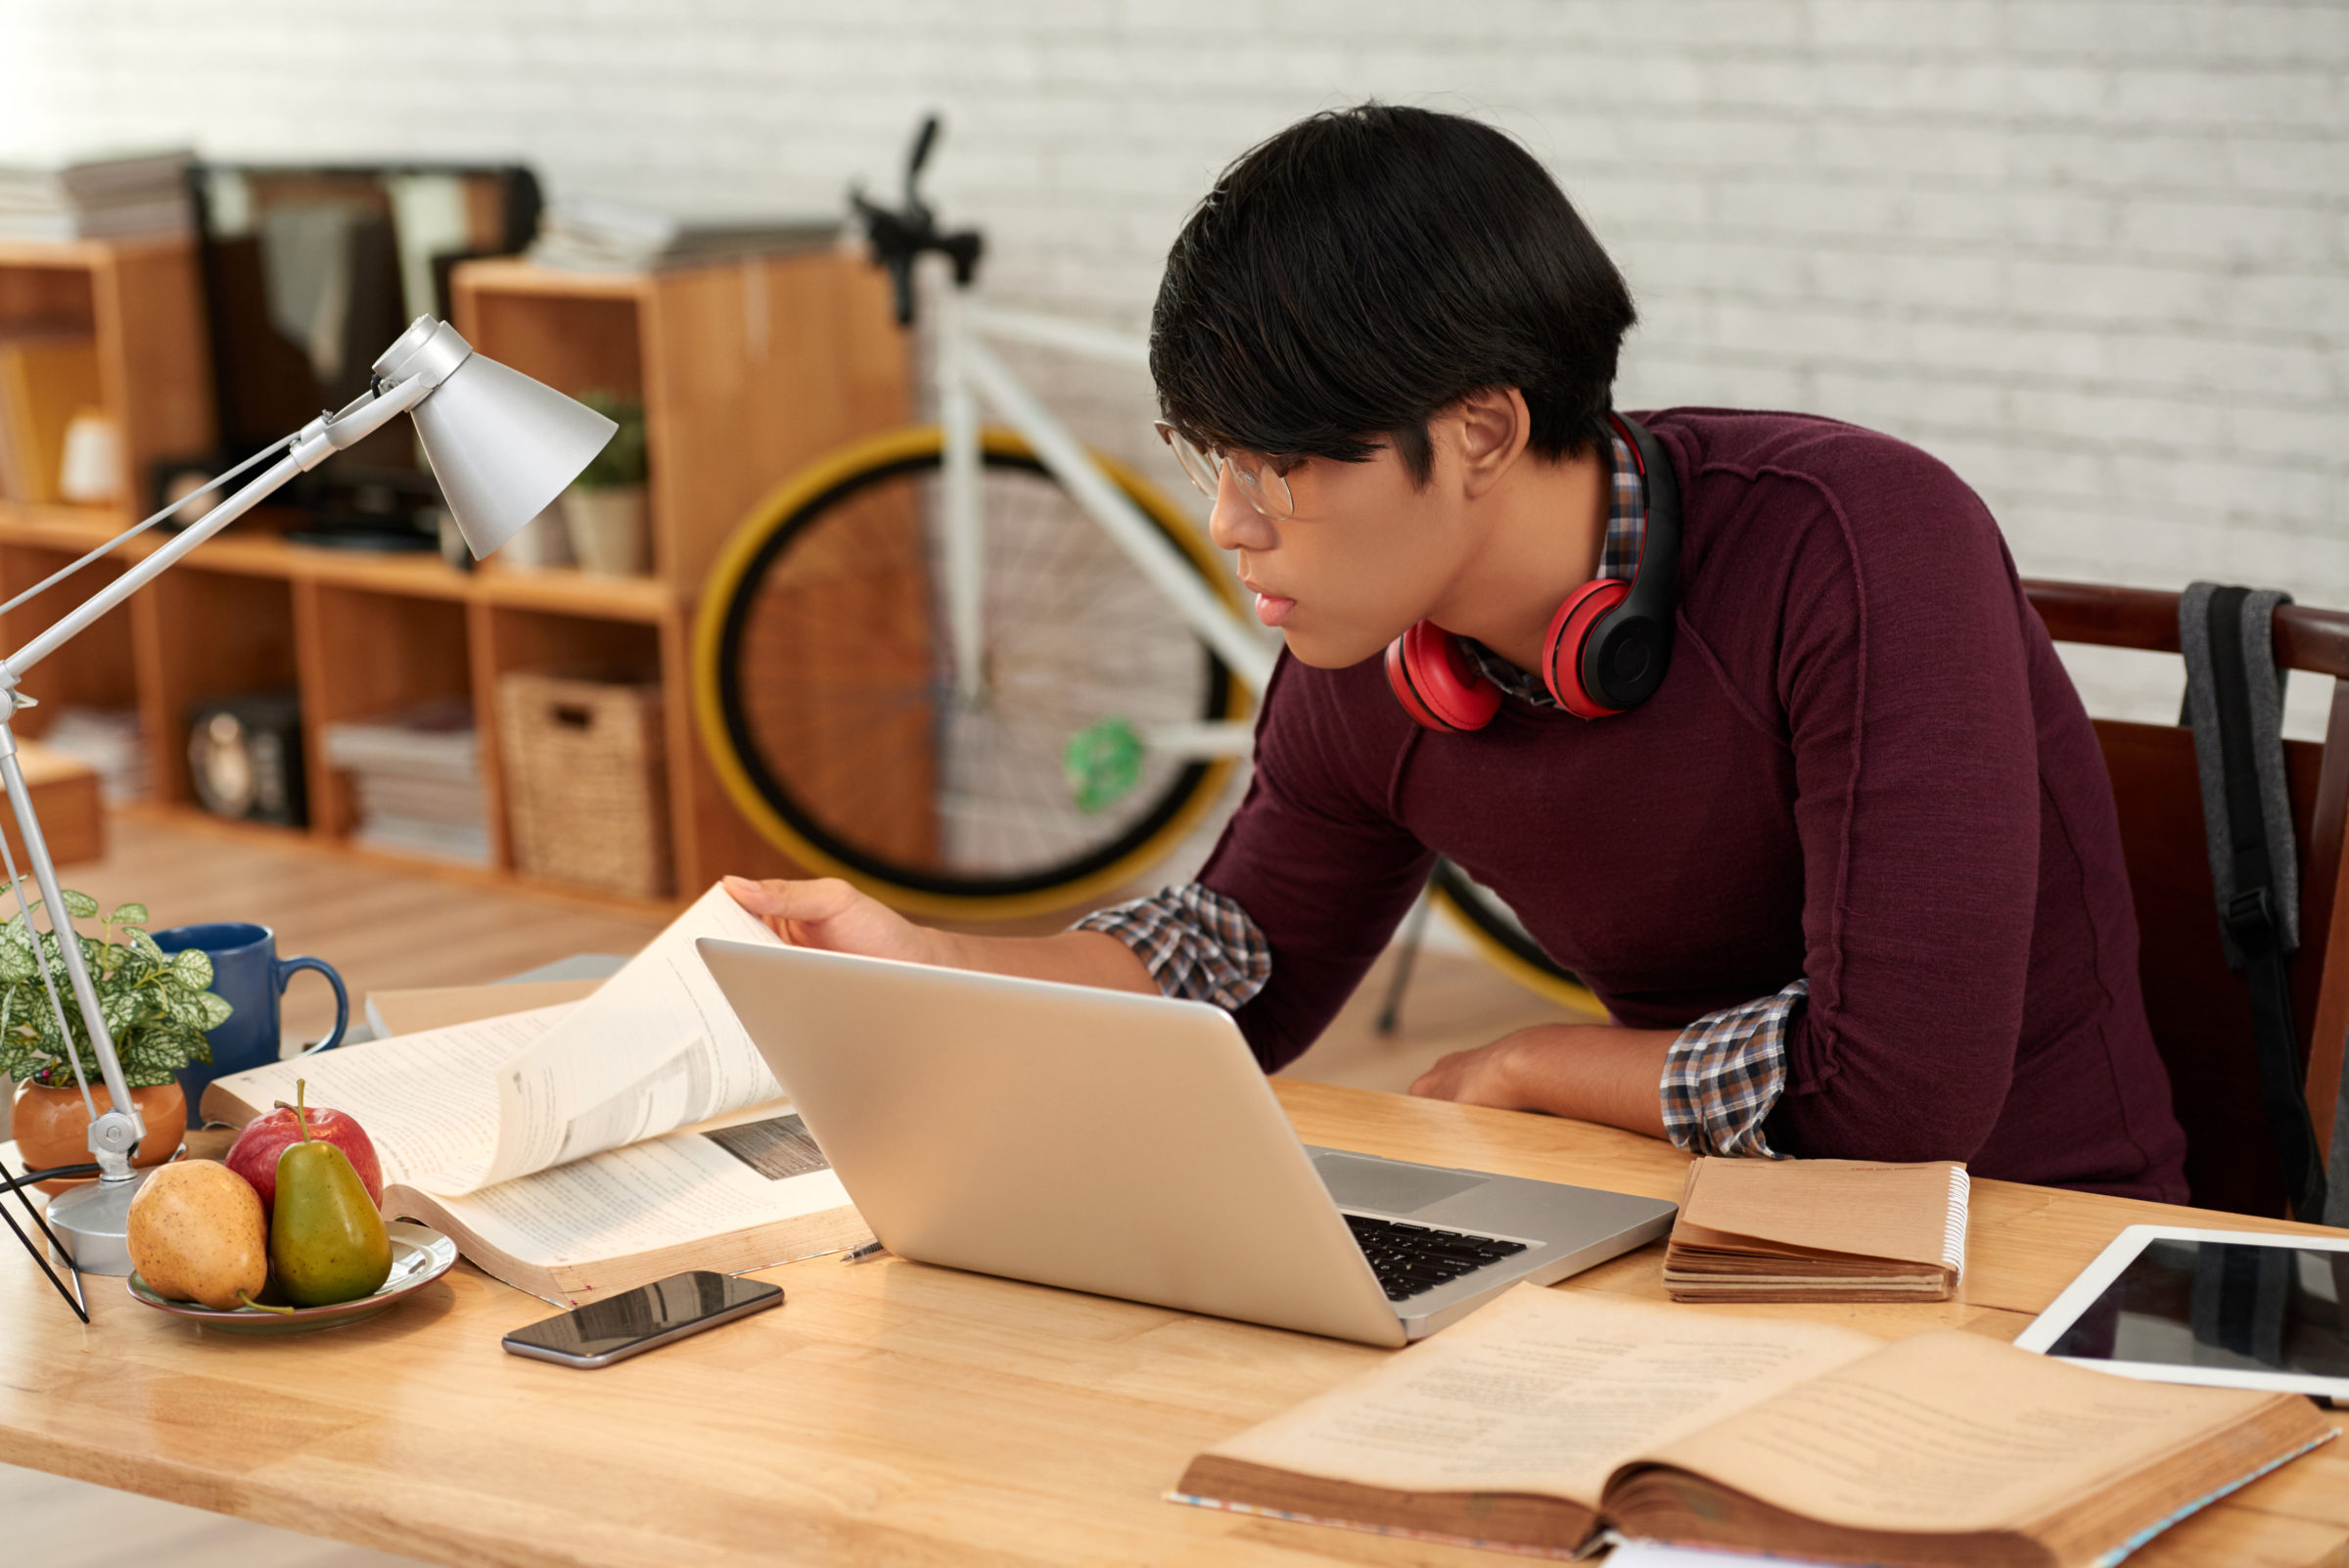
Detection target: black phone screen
<box><xmin>504</xmin><ymin>1271</ymin><xmax>782</xmax><ymax>1361</ymax></box>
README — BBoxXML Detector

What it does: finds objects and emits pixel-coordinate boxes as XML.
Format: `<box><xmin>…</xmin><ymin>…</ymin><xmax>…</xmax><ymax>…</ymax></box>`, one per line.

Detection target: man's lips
<box><xmin>1253</xmin><ymin>590</ymin><xmax>1296</xmax><ymax>628</ymax></box>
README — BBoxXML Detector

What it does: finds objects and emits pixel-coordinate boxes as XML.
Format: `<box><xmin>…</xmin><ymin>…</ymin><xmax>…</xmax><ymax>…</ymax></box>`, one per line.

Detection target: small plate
<box><xmin>127</xmin><ymin>1222</ymin><xmax>458</xmax><ymax>1334</ymax></box>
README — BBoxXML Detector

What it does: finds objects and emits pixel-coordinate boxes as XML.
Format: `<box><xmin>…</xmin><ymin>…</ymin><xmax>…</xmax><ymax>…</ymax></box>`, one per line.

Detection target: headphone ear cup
<box><xmin>1386</xmin><ymin>621</ymin><xmax>1502</xmax><ymax>732</ymax></box>
<box><xmin>1543</xmin><ymin>578</ymin><xmax>1632</xmax><ymax>719</ymax></box>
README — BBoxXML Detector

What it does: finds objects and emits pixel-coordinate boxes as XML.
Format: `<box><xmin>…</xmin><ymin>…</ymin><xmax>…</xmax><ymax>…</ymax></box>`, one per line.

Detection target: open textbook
<box><xmin>202</xmin><ymin>885</ymin><xmax>867</xmax><ymax>1303</ymax></box>
<box><xmin>1173</xmin><ymin>1285</ymin><xmax>2332</xmax><ymax>1565</ymax></box>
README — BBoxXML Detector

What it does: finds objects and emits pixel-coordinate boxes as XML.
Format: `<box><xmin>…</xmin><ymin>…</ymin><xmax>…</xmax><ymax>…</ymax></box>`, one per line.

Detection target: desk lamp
<box><xmin>0</xmin><ymin>316</ymin><xmax>614</xmax><ymax>1288</ymax></box>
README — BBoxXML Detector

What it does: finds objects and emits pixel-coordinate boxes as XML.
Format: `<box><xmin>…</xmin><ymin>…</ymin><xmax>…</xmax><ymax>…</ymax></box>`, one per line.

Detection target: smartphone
<box><xmin>502</xmin><ymin>1271</ymin><xmax>784</xmax><ymax>1368</ymax></box>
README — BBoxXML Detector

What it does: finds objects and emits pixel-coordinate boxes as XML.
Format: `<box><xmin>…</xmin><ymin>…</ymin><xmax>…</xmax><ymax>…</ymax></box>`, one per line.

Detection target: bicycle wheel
<box><xmin>695</xmin><ymin>426</ymin><xmax>1250</xmax><ymax>919</ymax></box>
<box><xmin>1427</xmin><ymin>860</ymin><xmax>1609</xmax><ymax>1018</ymax></box>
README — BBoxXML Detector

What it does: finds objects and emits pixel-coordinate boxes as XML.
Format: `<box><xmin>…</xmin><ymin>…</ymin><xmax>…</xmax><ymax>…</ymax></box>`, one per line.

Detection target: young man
<box><xmin>728</xmin><ymin>104</ymin><xmax>2189</xmax><ymax>1201</ymax></box>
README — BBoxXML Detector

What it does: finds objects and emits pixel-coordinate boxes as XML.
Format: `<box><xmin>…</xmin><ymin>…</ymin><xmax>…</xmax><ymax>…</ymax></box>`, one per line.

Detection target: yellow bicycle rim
<box><xmin>694</xmin><ymin>425</ymin><xmax>1252</xmax><ymax>921</ymax></box>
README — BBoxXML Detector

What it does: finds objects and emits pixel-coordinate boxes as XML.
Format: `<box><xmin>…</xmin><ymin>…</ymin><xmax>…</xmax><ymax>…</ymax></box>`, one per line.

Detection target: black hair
<box><xmin>1151</xmin><ymin>104</ymin><xmax>1635</xmax><ymax>484</ymax></box>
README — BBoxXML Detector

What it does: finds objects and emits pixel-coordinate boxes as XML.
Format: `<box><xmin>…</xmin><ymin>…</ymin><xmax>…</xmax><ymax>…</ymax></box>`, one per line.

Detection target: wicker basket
<box><xmin>497</xmin><ymin>671</ymin><xmax>671</xmax><ymax>898</ymax></box>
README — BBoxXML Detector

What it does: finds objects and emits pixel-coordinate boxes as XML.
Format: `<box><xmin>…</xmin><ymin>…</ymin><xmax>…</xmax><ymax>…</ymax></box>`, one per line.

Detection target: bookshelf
<box><xmin>0</xmin><ymin>235</ymin><xmax>909</xmax><ymax>907</ymax></box>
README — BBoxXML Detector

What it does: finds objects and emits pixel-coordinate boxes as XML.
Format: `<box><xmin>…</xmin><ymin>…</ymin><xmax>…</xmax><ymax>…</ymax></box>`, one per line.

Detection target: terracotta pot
<box><xmin>11</xmin><ymin>1081</ymin><xmax>186</xmax><ymax>1193</ymax></box>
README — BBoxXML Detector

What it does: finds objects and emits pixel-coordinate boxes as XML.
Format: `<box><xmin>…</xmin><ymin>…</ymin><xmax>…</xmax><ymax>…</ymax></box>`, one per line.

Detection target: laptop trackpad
<box><xmin>1311</xmin><ymin>1150</ymin><xmax>1488</xmax><ymax>1215</ymax></box>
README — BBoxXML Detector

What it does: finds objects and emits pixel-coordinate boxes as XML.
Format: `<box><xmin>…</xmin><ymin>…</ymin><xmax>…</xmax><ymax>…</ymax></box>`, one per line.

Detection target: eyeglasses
<box><xmin>1154</xmin><ymin>421</ymin><xmax>1295</xmax><ymax>521</ymax></box>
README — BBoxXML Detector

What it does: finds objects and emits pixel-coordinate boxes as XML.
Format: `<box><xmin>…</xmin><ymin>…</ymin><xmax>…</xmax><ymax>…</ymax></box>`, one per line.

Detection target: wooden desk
<box><xmin>4</xmin><ymin>1083</ymin><xmax>2345</xmax><ymax>1568</ymax></box>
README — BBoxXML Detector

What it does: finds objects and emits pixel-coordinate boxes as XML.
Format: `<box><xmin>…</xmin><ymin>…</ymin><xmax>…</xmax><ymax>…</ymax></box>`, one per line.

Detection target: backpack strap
<box><xmin>2181</xmin><ymin>581</ymin><xmax>2327</xmax><ymax>1222</ymax></box>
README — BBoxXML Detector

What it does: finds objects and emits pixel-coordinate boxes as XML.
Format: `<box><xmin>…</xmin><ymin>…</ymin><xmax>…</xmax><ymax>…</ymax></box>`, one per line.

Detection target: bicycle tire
<box><xmin>1427</xmin><ymin>860</ymin><xmax>1609</xmax><ymax>1018</ymax></box>
<box><xmin>695</xmin><ymin>426</ymin><xmax>1250</xmax><ymax>919</ymax></box>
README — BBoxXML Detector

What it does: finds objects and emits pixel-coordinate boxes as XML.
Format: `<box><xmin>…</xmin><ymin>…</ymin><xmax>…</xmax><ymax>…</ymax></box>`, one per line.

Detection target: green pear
<box><xmin>269</xmin><ymin>1078</ymin><xmax>392</xmax><ymax>1308</ymax></box>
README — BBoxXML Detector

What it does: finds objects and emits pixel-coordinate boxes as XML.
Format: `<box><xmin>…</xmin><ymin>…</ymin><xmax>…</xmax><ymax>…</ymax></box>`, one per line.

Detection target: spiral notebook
<box><xmin>1661</xmin><ymin>1156</ymin><xmax>1969</xmax><ymax>1302</ymax></box>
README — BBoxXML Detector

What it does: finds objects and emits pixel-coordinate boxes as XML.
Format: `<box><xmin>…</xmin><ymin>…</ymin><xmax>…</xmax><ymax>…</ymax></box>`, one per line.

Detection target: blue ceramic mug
<box><xmin>150</xmin><ymin>922</ymin><xmax>347</xmax><ymax>1119</ymax></box>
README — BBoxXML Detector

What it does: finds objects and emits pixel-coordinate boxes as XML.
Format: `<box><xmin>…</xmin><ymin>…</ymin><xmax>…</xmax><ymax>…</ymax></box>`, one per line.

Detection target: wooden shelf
<box><xmin>0</xmin><ymin>236</ymin><xmax>910</xmax><ymax>901</ymax></box>
<box><xmin>0</xmin><ymin>501</ymin><xmax>679</xmax><ymax>623</ymax></box>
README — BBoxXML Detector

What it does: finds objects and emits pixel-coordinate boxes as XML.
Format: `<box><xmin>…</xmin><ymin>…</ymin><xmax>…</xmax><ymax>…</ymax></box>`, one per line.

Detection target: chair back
<box><xmin>2026</xmin><ymin>580</ymin><xmax>2349</xmax><ymax>1216</ymax></box>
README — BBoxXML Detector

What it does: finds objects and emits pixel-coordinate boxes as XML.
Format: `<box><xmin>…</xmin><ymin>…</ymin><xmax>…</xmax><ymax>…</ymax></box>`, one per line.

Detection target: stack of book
<box><xmin>321</xmin><ymin>696</ymin><xmax>490</xmax><ymax>866</ymax></box>
<box><xmin>0</xmin><ymin>151</ymin><xmax>194</xmax><ymax>242</ymax></box>
<box><xmin>530</xmin><ymin>197</ymin><xmax>838</xmax><ymax>273</ymax></box>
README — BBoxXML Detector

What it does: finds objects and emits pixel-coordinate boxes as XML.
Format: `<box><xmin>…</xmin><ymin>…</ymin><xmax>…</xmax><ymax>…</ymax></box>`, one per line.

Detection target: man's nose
<box><xmin>1207</xmin><ymin>468</ymin><xmax>1273</xmax><ymax>553</ymax></box>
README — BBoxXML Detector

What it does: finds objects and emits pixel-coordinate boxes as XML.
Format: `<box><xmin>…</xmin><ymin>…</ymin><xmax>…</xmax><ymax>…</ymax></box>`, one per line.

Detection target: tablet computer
<box><xmin>2014</xmin><ymin>1224</ymin><xmax>2349</xmax><ymax>1402</ymax></box>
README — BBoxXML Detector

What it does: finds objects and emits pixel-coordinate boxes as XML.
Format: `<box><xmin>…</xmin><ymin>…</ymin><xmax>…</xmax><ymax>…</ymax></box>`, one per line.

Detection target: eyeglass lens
<box><xmin>1156</xmin><ymin>424</ymin><xmax>1293</xmax><ymax>519</ymax></box>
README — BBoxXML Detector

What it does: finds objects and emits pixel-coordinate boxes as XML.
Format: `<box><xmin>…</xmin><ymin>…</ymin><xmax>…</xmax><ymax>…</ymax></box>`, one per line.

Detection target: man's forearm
<box><xmin>1410</xmin><ymin>1022</ymin><xmax>1676</xmax><ymax>1137</ymax></box>
<box><xmin>929</xmin><ymin>927</ymin><xmax>1161</xmax><ymax>996</ymax></box>
<box><xmin>1499</xmin><ymin>1025</ymin><xmax>1675</xmax><ymax>1137</ymax></box>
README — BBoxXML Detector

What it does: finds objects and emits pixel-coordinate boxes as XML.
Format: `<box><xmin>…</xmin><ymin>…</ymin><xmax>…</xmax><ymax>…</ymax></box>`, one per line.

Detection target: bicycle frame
<box><xmin>928</xmin><ymin>269</ymin><xmax>1275</xmax><ymax>760</ymax></box>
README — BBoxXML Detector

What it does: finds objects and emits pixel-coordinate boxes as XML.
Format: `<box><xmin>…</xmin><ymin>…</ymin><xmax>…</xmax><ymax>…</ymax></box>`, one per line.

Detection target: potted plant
<box><xmin>560</xmin><ymin>391</ymin><xmax>651</xmax><ymax>576</ymax></box>
<box><xmin>3</xmin><ymin>892</ymin><xmax>232</xmax><ymax>1190</ymax></box>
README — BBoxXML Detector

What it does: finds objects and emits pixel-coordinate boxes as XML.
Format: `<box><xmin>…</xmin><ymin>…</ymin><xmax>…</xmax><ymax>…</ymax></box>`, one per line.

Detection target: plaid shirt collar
<box><xmin>1458</xmin><ymin>425</ymin><xmax>1645</xmax><ymax>709</ymax></box>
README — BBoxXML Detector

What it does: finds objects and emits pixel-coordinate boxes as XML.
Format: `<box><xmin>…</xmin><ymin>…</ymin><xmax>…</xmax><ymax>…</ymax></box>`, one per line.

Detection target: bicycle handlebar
<box><xmin>854</xmin><ymin>113</ymin><xmax>985</xmax><ymax>325</ymax></box>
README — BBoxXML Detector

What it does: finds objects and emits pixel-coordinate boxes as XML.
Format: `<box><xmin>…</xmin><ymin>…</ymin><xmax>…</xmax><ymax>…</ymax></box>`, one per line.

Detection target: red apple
<box><xmin>225</xmin><ymin>1101</ymin><xmax>384</xmax><ymax>1222</ymax></box>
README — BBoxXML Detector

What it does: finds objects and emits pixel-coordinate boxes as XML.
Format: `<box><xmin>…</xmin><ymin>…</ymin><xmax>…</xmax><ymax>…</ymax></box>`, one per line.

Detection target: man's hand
<box><xmin>1406</xmin><ymin>1032</ymin><xmax>1530</xmax><ymax>1108</ymax></box>
<box><xmin>723</xmin><ymin>875</ymin><xmax>946</xmax><ymax>965</ymax></box>
<box><xmin>721</xmin><ymin>873</ymin><xmax>1161</xmax><ymax>995</ymax></box>
<box><xmin>1410</xmin><ymin>1022</ymin><xmax>1678</xmax><ymax>1140</ymax></box>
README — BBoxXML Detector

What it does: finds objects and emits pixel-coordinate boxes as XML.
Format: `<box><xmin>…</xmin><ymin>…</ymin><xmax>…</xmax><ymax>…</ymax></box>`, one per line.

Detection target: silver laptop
<box><xmin>698</xmin><ymin>939</ymin><xmax>1677</xmax><ymax>1347</ymax></box>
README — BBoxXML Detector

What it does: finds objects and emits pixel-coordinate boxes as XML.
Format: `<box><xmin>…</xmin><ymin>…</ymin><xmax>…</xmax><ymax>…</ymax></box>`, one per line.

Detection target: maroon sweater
<box><xmin>1201</xmin><ymin>407</ymin><xmax>2189</xmax><ymax>1202</ymax></box>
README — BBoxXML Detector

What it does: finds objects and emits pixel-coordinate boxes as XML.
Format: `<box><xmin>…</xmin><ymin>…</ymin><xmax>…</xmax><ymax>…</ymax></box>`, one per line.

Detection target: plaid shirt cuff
<box><xmin>1659</xmin><ymin>979</ymin><xmax>1808</xmax><ymax>1158</ymax></box>
<box><xmin>1071</xmin><ymin>883</ymin><xmax>1271</xmax><ymax>1011</ymax></box>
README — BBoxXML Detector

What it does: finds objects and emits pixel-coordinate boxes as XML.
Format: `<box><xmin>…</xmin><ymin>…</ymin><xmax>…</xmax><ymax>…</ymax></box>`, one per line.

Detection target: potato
<box><xmin>126</xmin><ymin>1160</ymin><xmax>268</xmax><ymax>1310</ymax></box>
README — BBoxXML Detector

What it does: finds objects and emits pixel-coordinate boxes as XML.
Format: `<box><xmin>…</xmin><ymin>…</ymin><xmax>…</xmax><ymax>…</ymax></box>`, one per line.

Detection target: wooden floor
<box><xmin>8</xmin><ymin>807</ymin><xmax>1581</xmax><ymax>1567</ymax></box>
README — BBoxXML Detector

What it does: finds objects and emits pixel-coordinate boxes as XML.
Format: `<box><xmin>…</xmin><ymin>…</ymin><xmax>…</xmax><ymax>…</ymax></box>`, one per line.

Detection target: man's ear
<box><xmin>1451</xmin><ymin>387</ymin><xmax>1533</xmax><ymax>498</ymax></box>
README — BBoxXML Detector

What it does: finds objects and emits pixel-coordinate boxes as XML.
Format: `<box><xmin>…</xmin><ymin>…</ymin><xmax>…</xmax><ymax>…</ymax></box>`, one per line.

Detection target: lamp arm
<box><xmin>0</xmin><ymin>373</ymin><xmax>429</xmax><ymax>1173</ymax></box>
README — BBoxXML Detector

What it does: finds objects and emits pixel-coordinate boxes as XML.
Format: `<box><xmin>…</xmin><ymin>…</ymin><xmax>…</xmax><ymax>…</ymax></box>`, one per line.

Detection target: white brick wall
<box><xmin>7</xmin><ymin>0</ymin><xmax>2345</xmax><ymax>733</ymax></box>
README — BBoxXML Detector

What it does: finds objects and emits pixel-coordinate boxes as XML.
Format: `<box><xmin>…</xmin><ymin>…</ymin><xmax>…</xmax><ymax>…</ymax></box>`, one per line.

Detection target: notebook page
<box><xmin>406</xmin><ymin>1119</ymin><xmax>851</xmax><ymax>1269</ymax></box>
<box><xmin>204</xmin><ymin>1005</ymin><xmax>571</xmax><ymax>1186</ymax></box>
<box><xmin>1627</xmin><ymin>1328</ymin><xmax>2294</xmax><ymax>1535</ymax></box>
<box><xmin>426</xmin><ymin>884</ymin><xmax>792</xmax><ymax>1193</ymax></box>
<box><xmin>1204</xmin><ymin>1285</ymin><xmax>1879</xmax><ymax>1508</ymax></box>
<box><xmin>1678</xmin><ymin>1158</ymin><xmax>1963</xmax><ymax>1268</ymax></box>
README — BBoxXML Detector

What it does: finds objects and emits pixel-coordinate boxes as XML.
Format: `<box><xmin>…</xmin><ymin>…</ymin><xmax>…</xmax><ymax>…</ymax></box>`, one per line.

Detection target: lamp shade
<box><xmin>370</xmin><ymin>317</ymin><xmax>619</xmax><ymax>559</ymax></box>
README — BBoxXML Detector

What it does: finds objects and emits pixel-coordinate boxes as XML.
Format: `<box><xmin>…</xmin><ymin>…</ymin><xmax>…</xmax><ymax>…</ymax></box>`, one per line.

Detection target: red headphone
<box><xmin>1384</xmin><ymin>411</ymin><xmax>1681</xmax><ymax>729</ymax></box>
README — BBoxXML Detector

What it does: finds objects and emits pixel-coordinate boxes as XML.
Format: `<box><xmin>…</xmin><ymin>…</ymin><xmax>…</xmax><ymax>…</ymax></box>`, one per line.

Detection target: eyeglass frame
<box><xmin>1153</xmin><ymin>420</ymin><xmax>1296</xmax><ymax>521</ymax></box>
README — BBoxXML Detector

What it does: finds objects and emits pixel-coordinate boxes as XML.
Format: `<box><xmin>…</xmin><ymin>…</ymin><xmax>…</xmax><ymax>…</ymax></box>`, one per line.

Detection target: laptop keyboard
<box><xmin>1344</xmin><ymin>1214</ymin><xmax>1529</xmax><ymax>1302</ymax></box>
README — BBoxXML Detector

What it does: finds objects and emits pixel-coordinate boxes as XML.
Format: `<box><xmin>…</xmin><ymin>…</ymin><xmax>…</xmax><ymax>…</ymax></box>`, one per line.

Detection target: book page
<box><xmin>1627</xmin><ymin>1327</ymin><xmax>2291</xmax><ymax>1534</ymax></box>
<box><xmin>202</xmin><ymin>1006</ymin><xmax>572</xmax><ymax>1186</ymax></box>
<box><xmin>395</xmin><ymin>1113</ymin><xmax>851</xmax><ymax>1268</ymax></box>
<box><xmin>424</xmin><ymin>885</ymin><xmax>790</xmax><ymax>1193</ymax></box>
<box><xmin>1677</xmin><ymin>1158</ymin><xmax>1964</xmax><ymax>1270</ymax></box>
<box><xmin>1205</xmin><ymin>1286</ymin><xmax>1880</xmax><ymax>1508</ymax></box>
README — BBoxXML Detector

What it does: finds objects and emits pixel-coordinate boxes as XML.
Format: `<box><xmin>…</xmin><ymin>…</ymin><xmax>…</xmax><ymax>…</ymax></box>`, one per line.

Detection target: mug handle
<box><xmin>277</xmin><ymin>955</ymin><xmax>350</xmax><ymax>1054</ymax></box>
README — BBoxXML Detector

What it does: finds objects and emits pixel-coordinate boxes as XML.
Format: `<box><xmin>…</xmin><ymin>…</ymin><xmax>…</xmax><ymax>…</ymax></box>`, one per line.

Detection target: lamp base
<box><xmin>44</xmin><ymin>1168</ymin><xmax>153</xmax><ymax>1274</ymax></box>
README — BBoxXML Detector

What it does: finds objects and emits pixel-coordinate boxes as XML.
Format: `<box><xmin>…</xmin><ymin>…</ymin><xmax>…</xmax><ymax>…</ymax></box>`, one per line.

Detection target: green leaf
<box><xmin>99</xmin><ymin>990</ymin><xmax>141</xmax><ymax>1037</ymax></box>
<box><xmin>161</xmin><ymin>990</ymin><xmax>214</xmax><ymax>1028</ymax></box>
<box><xmin>195</xmin><ymin>992</ymin><xmax>232</xmax><ymax>1031</ymax></box>
<box><xmin>0</xmin><ymin>940</ymin><xmax>34</xmax><ymax>985</ymax></box>
<box><xmin>168</xmin><ymin>948</ymin><xmax>213</xmax><ymax>990</ymax></box>
<box><xmin>59</xmin><ymin>890</ymin><xmax>98</xmax><ymax>921</ymax></box>
<box><xmin>117</xmin><ymin>1060</ymin><xmax>175</xmax><ymax>1089</ymax></box>
<box><xmin>105</xmin><ymin>902</ymin><xmax>148</xmax><ymax>929</ymax></box>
